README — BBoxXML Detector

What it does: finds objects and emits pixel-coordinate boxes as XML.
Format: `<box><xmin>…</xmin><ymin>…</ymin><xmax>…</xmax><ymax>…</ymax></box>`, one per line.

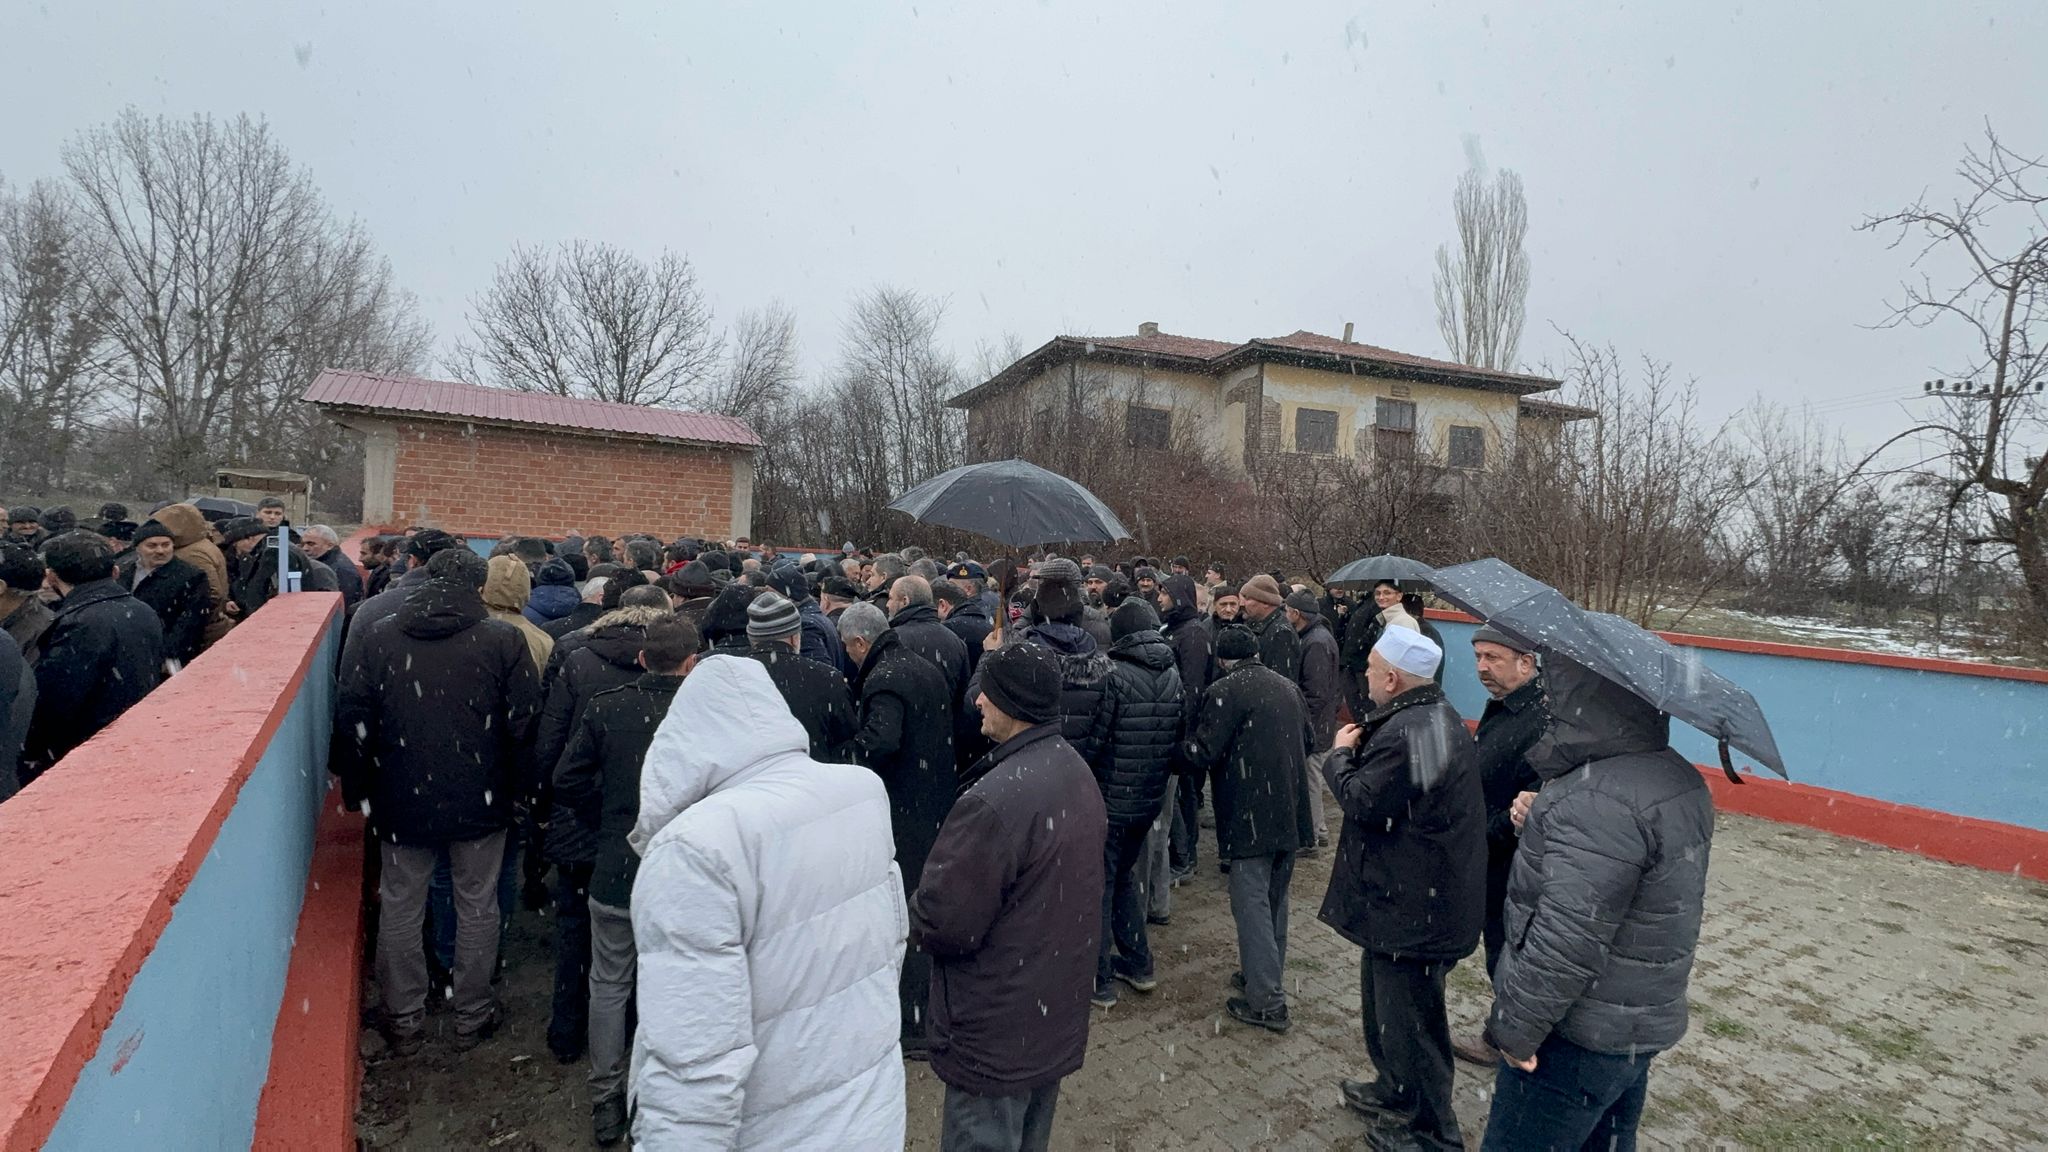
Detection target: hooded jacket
<box><xmin>334</xmin><ymin>578</ymin><xmax>541</xmax><ymax>844</ymax></box>
<box><xmin>537</xmin><ymin>604</ymin><xmax>669</xmax><ymax>864</ymax></box>
<box><xmin>629</xmin><ymin>656</ymin><xmax>906</xmax><ymax>1150</ymax></box>
<box><xmin>1317</xmin><ymin>682</ymin><xmax>1485</xmax><ymax>961</ymax></box>
<box><xmin>1083</xmin><ymin>627</ymin><xmax>1184</xmax><ymax>828</ymax></box>
<box><xmin>523</xmin><ymin>582</ymin><xmax>582</xmax><ymax>627</ymax></box>
<box><xmin>153</xmin><ymin>503</ymin><xmax>233</xmax><ymax>647</ymax></box>
<box><xmin>482</xmin><ymin>555</ymin><xmax>556</xmax><ymax>674</ymax></box>
<box><xmin>25</xmin><ymin>579</ymin><xmax>164</xmax><ymax>769</ymax></box>
<box><xmin>911</xmin><ymin>723</ymin><xmax>1105</xmax><ymax>1097</ymax></box>
<box><xmin>968</xmin><ymin>620</ymin><xmax>1110</xmax><ymax>764</ymax></box>
<box><xmin>1487</xmin><ymin>660</ymin><xmax>1714</xmax><ymax>1062</ymax></box>
<box><xmin>1184</xmin><ymin>657</ymin><xmax>1314</xmax><ymax>860</ymax></box>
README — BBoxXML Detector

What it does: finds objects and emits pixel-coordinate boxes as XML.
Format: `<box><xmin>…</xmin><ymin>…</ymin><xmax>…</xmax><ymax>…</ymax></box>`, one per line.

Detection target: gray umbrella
<box><xmin>1325</xmin><ymin>554</ymin><xmax>1438</xmax><ymax>589</ymax></box>
<box><xmin>887</xmin><ymin>459</ymin><xmax>1131</xmax><ymax>548</ymax></box>
<box><xmin>1430</xmin><ymin>558</ymin><xmax>1787</xmax><ymax>780</ymax></box>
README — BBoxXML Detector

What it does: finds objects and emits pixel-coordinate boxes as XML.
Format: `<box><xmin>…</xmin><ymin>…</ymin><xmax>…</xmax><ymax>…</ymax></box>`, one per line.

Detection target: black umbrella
<box><xmin>184</xmin><ymin>495</ymin><xmax>259</xmax><ymax>523</ymax></box>
<box><xmin>887</xmin><ymin>459</ymin><xmax>1131</xmax><ymax>548</ymax></box>
<box><xmin>1325</xmin><ymin>554</ymin><xmax>1438</xmax><ymax>589</ymax></box>
<box><xmin>1430</xmin><ymin>558</ymin><xmax>1787</xmax><ymax>780</ymax></box>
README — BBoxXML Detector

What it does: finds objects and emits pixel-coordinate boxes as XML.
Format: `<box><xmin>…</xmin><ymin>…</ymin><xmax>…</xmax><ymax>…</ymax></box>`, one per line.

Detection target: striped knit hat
<box><xmin>746</xmin><ymin>590</ymin><xmax>802</xmax><ymax>640</ymax></box>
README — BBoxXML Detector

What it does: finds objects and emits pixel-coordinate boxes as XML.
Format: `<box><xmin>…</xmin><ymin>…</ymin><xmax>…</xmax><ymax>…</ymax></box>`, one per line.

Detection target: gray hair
<box><xmin>303</xmin><ymin>524</ymin><xmax>339</xmax><ymax>546</ymax></box>
<box><xmin>581</xmin><ymin>576</ymin><xmax>609</xmax><ymax>604</ymax></box>
<box><xmin>895</xmin><ymin>574</ymin><xmax>933</xmax><ymax>607</ymax></box>
<box><xmin>872</xmin><ymin>554</ymin><xmax>908</xmax><ymax>580</ymax></box>
<box><xmin>837</xmin><ymin>601</ymin><xmax>889</xmax><ymax>646</ymax></box>
<box><xmin>908</xmin><ymin>557</ymin><xmax>941</xmax><ymax>582</ymax></box>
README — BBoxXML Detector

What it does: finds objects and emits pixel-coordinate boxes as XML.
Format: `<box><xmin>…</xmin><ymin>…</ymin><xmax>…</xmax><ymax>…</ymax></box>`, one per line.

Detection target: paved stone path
<box><xmin>359</xmin><ymin>810</ymin><xmax>2048</xmax><ymax>1149</ymax></box>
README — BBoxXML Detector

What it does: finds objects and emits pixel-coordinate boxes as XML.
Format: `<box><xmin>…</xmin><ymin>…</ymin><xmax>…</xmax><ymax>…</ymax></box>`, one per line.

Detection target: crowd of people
<box><xmin>4</xmin><ymin>508</ymin><xmax>1716</xmax><ymax>1152</ymax></box>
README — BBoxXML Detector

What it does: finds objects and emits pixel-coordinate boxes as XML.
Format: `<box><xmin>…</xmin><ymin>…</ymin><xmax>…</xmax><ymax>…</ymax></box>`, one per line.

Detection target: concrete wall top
<box><xmin>0</xmin><ymin>594</ymin><xmax>342</xmax><ymax>1152</ymax></box>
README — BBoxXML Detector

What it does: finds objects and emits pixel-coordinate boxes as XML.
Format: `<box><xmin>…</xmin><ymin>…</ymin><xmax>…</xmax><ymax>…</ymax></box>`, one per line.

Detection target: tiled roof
<box><xmin>302</xmin><ymin>370</ymin><xmax>763</xmax><ymax>449</ymax></box>
<box><xmin>948</xmin><ymin>327</ymin><xmax>1561</xmax><ymax>408</ymax></box>
<box><xmin>1518</xmin><ymin>396</ymin><xmax>1598</xmax><ymax>421</ymax></box>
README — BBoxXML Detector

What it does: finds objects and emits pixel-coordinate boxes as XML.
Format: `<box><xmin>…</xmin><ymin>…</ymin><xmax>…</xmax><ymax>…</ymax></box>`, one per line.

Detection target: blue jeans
<box><xmin>431</xmin><ymin>836</ymin><xmax>520</xmax><ymax>971</ymax></box>
<box><xmin>1482</xmin><ymin>1035</ymin><xmax>1652</xmax><ymax>1151</ymax></box>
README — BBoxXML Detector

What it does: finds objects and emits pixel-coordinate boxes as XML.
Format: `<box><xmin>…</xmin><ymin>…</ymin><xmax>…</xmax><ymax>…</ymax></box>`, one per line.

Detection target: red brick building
<box><xmin>302</xmin><ymin>369</ymin><xmax>762</xmax><ymax>540</ymax></box>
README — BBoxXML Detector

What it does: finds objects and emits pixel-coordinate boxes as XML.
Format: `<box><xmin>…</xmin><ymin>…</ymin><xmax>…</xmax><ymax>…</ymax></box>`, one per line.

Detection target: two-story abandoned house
<box><xmin>948</xmin><ymin>323</ymin><xmax>1590</xmax><ymax>480</ymax></box>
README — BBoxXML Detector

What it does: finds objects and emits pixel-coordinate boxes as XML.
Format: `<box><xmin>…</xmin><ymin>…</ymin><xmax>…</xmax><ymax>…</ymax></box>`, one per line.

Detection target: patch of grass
<box><xmin>1783</xmin><ymin>1000</ymin><xmax>1831</xmax><ymax>1027</ymax></box>
<box><xmin>1870</xmin><ymin>920</ymin><xmax>1907</xmax><ymax>934</ymax></box>
<box><xmin>1881</xmin><ymin>898</ymin><xmax>1915</xmax><ymax>912</ymax></box>
<box><xmin>1726</xmin><ymin>1098</ymin><xmax>1940</xmax><ymax>1149</ymax></box>
<box><xmin>2016</xmin><ymin>1033</ymin><xmax>2043</xmax><ymax>1053</ymax></box>
<box><xmin>1655</xmin><ymin>1082</ymin><xmax>1722</xmax><ymax>1118</ymax></box>
<box><xmin>1842</xmin><ymin>1020</ymin><xmax>1938</xmax><ymax>1064</ymax></box>
<box><xmin>1948</xmin><ymin>940</ymin><xmax>1978</xmax><ymax>955</ymax></box>
<box><xmin>1984</xmin><ymin>962</ymin><xmax>2015</xmax><ymax>975</ymax></box>
<box><xmin>1285</xmin><ymin>955</ymin><xmax>1327</xmax><ymax>974</ymax></box>
<box><xmin>1446</xmin><ymin>963</ymin><xmax>1490</xmax><ymax>997</ymax></box>
<box><xmin>1784</xmin><ymin>941</ymin><xmax>1821</xmax><ymax>960</ymax></box>
<box><xmin>1691</xmin><ymin>1000</ymin><xmax>1754</xmax><ymax>1041</ymax></box>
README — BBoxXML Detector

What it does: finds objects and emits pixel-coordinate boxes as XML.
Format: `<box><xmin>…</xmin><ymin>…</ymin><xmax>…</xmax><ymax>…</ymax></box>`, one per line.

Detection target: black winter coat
<box><xmin>1184</xmin><ymin>659</ymin><xmax>1314</xmax><ymax>859</ymax></box>
<box><xmin>0</xmin><ymin>635</ymin><xmax>34</xmax><ymax>801</ymax></box>
<box><xmin>26</xmin><ymin>580</ymin><xmax>164</xmax><ymax>769</ymax></box>
<box><xmin>1475</xmin><ymin>677</ymin><xmax>1547</xmax><ymax>854</ymax></box>
<box><xmin>748</xmin><ymin>642</ymin><xmax>856</xmax><ymax>763</ymax></box>
<box><xmin>1295</xmin><ymin>615</ymin><xmax>1341</xmax><ymax>746</ymax></box>
<box><xmin>1242</xmin><ymin>607</ymin><xmax>1301</xmax><ymax>683</ymax></box>
<box><xmin>850</xmin><ymin>629</ymin><xmax>958</xmax><ymax>890</ymax></box>
<box><xmin>316</xmin><ymin>549</ymin><xmax>365</xmax><ymax>608</ymax></box>
<box><xmin>537</xmin><ymin>606</ymin><xmax>665</xmax><ymax>863</ymax></box>
<box><xmin>1318</xmin><ymin>683</ymin><xmax>1484</xmax><ymax>961</ymax></box>
<box><xmin>343</xmin><ymin>565</ymin><xmax>430</xmax><ymax>664</ymax></box>
<box><xmin>968</xmin><ymin>621</ymin><xmax>1111</xmax><ymax>765</ymax></box>
<box><xmin>890</xmin><ymin>601</ymin><xmax>970</xmax><ymax>705</ymax></box>
<box><xmin>941</xmin><ymin>598</ymin><xmax>993</xmax><ymax>679</ymax></box>
<box><xmin>796</xmin><ymin>596</ymin><xmax>846</xmax><ymax>672</ymax></box>
<box><xmin>539</xmin><ymin>600</ymin><xmax>604</xmax><ymax>640</ymax></box>
<box><xmin>554</xmin><ymin>672</ymin><xmax>682</xmax><ymax>907</ymax></box>
<box><xmin>120</xmin><ymin>556</ymin><xmax>213</xmax><ymax>665</ymax></box>
<box><xmin>335</xmin><ymin>579</ymin><xmax>541</xmax><ymax>845</ymax></box>
<box><xmin>1083</xmin><ymin>630</ymin><xmax>1184</xmax><ymax>827</ymax></box>
<box><xmin>911</xmin><ymin>723</ymin><xmax>1106</xmax><ymax>1096</ymax></box>
<box><xmin>229</xmin><ymin>538</ymin><xmax>337</xmax><ymax>618</ymax></box>
<box><xmin>1487</xmin><ymin>662</ymin><xmax>1714</xmax><ymax>1061</ymax></box>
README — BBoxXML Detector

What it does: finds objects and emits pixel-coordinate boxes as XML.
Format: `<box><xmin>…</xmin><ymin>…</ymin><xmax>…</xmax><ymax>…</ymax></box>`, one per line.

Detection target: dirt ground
<box><xmin>356</xmin><ymin>810</ymin><xmax>2048</xmax><ymax>1150</ymax></box>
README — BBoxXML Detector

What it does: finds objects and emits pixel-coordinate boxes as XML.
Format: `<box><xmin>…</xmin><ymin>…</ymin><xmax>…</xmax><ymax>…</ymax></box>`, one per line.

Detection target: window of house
<box><xmin>1033</xmin><ymin>405</ymin><xmax>1054</xmax><ymax>442</ymax></box>
<box><xmin>1126</xmin><ymin>403</ymin><xmax>1170</xmax><ymax>450</ymax></box>
<box><xmin>1374</xmin><ymin>397</ymin><xmax>1417</xmax><ymax>459</ymax></box>
<box><xmin>1448</xmin><ymin>424</ymin><xmax>1485</xmax><ymax>469</ymax></box>
<box><xmin>1294</xmin><ymin>407</ymin><xmax>1338</xmax><ymax>454</ymax></box>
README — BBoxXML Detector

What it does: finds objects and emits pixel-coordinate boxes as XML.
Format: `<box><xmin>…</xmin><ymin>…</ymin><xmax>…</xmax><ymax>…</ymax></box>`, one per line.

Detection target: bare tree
<box><xmin>840</xmin><ymin>286</ymin><xmax>962</xmax><ymax>492</ymax></box>
<box><xmin>701</xmin><ymin>303</ymin><xmax>798</xmax><ymax>423</ymax></box>
<box><xmin>452</xmin><ymin>240</ymin><xmax>720</xmax><ymax>408</ymax></box>
<box><xmin>1433</xmin><ymin>144</ymin><xmax>1531</xmax><ymax>372</ymax></box>
<box><xmin>0</xmin><ymin>178</ymin><xmax>106</xmax><ymax>492</ymax></box>
<box><xmin>1861</xmin><ymin>128</ymin><xmax>2048</xmax><ymax>644</ymax></box>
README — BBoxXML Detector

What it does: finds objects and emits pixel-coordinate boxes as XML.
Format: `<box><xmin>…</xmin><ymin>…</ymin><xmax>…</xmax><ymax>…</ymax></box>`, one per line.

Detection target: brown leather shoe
<box><xmin>1452</xmin><ymin>1033</ymin><xmax>1497</xmax><ymax>1066</ymax></box>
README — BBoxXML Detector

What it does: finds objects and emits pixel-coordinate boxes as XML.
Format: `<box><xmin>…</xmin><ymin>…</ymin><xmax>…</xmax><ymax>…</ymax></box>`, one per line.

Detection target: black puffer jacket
<box><xmin>891</xmin><ymin>601</ymin><xmax>970</xmax><ymax>706</ymax></box>
<box><xmin>1184</xmin><ymin>658</ymin><xmax>1314</xmax><ymax>860</ymax></box>
<box><xmin>335</xmin><ymin>579</ymin><xmax>541</xmax><ymax>844</ymax></box>
<box><xmin>553</xmin><ymin>671</ymin><xmax>682</xmax><ymax>907</ymax></box>
<box><xmin>748</xmin><ymin>641</ymin><xmax>856</xmax><ymax>764</ymax></box>
<box><xmin>1083</xmin><ymin>628</ymin><xmax>1184</xmax><ymax>828</ymax></box>
<box><xmin>1487</xmin><ymin>659</ymin><xmax>1714</xmax><ymax>1062</ymax></box>
<box><xmin>536</xmin><ymin>605</ymin><xmax>667</xmax><ymax>863</ymax></box>
<box><xmin>1318</xmin><ymin>682</ymin><xmax>1485</xmax><ymax>961</ymax></box>
<box><xmin>25</xmin><ymin>579</ymin><xmax>164</xmax><ymax>769</ymax></box>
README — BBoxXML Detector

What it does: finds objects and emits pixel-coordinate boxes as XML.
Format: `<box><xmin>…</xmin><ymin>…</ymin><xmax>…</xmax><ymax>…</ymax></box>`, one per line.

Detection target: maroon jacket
<box><xmin>910</xmin><ymin>723</ymin><xmax>1107</xmax><ymax>1095</ymax></box>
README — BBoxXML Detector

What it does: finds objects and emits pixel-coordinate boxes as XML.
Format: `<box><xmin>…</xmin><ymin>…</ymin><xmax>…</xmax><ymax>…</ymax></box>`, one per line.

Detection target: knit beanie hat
<box><xmin>427</xmin><ymin>547</ymin><xmax>490</xmax><ymax>589</ymax></box>
<box><xmin>1033</xmin><ymin>556</ymin><xmax>1085</xmax><ymax>623</ymax></box>
<box><xmin>38</xmin><ymin>506</ymin><xmax>77</xmax><ymax>535</ymax></box>
<box><xmin>407</xmin><ymin>528</ymin><xmax>461</xmax><ymax>562</ymax></box>
<box><xmin>1110</xmin><ymin>597</ymin><xmax>1161</xmax><ymax>641</ymax></box>
<box><xmin>535</xmin><ymin>557</ymin><xmax>576</xmax><ymax>587</ymax></box>
<box><xmin>1240</xmin><ymin>573</ymin><xmax>1284</xmax><ymax>607</ymax></box>
<box><xmin>1214</xmin><ymin>624</ymin><xmax>1259</xmax><ymax>662</ymax></box>
<box><xmin>979</xmin><ymin>643</ymin><xmax>1062</xmax><ymax>725</ymax></box>
<box><xmin>702</xmin><ymin>581</ymin><xmax>756</xmax><ymax>643</ymax></box>
<box><xmin>134</xmin><ymin>521</ymin><xmax>175</xmax><ymax>545</ymax></box>
<box><xmin>218</xmin><ymin>516</ymin><xmax>270</xmax><ymax>546</ymax></box>
<box><xmin>746</xmin><ymin>590</ymin><xmax>802</xmax><ymax>640</ymax></box>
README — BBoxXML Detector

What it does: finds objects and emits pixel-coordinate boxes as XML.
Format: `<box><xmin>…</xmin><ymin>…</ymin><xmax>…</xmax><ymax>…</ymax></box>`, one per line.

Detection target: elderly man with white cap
<box><xmin>1318</xmin><ymin>627</ymin><xmax>1487</xmax><ymax>1152</ymax></box>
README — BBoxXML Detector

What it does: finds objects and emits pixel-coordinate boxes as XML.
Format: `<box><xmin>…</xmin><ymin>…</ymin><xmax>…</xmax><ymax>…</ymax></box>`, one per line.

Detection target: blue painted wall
<box><xmin>1430</xmin><ymin>618</ymin><xmax>2048</xmax><ymax>832</ymax></box>
<box><xmin>43</xmin><ymin>621</ymin><xmax>339</xmax><ymax>1152</ymax></box>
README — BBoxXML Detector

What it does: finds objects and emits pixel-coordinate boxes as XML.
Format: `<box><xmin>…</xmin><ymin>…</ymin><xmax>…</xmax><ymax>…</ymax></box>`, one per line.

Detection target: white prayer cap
<box><xmin>1373</xmin><ymin>627</ymin><xmax>1443</xmax><ymax>679</ymax></box>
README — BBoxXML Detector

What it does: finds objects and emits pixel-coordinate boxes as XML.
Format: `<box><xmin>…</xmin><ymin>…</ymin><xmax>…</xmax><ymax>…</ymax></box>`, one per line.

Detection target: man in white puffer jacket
<box><xmin>629</xmin><ymin>654</ymin><xmax>908</xmax><ymax>1150</ymax></box>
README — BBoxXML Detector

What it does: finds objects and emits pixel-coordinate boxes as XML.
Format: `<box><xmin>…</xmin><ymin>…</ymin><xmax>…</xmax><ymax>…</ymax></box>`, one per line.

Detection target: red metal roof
<box><xmin>1073</xmin><ymin>332</ymin><xmax>1244</xmax><ymax>359</ymax></box>
<box><xmin>302</xmin><ymin>370</ymin><xmax>763</xmax><ymax>449</ymax></box>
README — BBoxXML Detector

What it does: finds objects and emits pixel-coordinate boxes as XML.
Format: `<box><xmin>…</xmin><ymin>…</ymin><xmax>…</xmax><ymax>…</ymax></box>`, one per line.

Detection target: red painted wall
<box><xmin>386</xmin><ymin>418</ymin><xmax>739</xmax><ymax>540</ymax></box>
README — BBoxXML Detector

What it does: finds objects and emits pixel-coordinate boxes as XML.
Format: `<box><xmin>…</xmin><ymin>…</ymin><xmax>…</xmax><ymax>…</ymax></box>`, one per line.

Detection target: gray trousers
<box><xmin>1142</xmin><ymin>778</ymin><xmax>1175</xmax><ymax>920</ymax></box>
<box><xmin>587</xmin><ymin>897</ymin><xmax>636</xmax><ymax>1102</ymax></box>
<box><xmin>941</xmin><ymin>1081</ymin><xmax>1061</xmax><ymax>1152</ymax></box>
<box><xmin>1227</xmin><ymin>850</ymin><xmax>1296</xmax><ymax>1013</ymax></box>
<box><xmin>377</xmin><ymin>830</ymin><xmax>505</xmax><ymax>1036</ymax></box>
<box><xmin>1304</xmin><ymin>749</ymin><xmax>1330</xmax><ymax>843</ymax></box>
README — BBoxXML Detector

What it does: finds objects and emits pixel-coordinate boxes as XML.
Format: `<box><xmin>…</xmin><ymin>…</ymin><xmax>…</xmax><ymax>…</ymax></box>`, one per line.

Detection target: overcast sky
<box><xmin>5</xmin><ymin>1</ymin><xmax>2044</xmax><ymax>455</ymax></box>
